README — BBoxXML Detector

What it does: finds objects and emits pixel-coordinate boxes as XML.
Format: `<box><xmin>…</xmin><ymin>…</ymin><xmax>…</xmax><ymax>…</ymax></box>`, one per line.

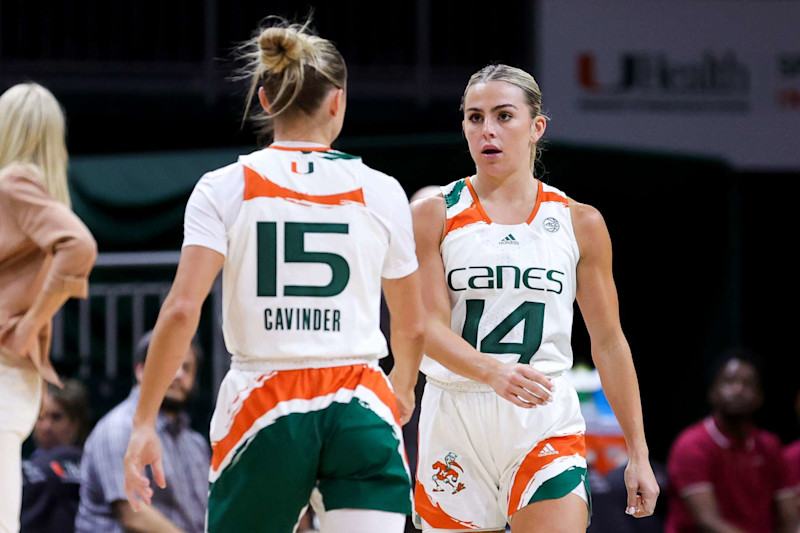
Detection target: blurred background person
<box><xmin>20</xmin><ymin>379</ymin><xmax>90</xmax><ymax>533</ymax></box>
<box><xmin>784</xmin><ymin>388</ymin><xmax>800</xmax><ymax>522</ymax></box>
<box><xmin>665</xmin><ymin>348</ymin><xmax>798</xmax><ymax>533</ymax></box>
<box><xmin>0</xmin><ymin>82</ymin><xmax>97</xmax><ymax>533</ymax></box>
<box><xmin>75</xmin><ymin>332</ymin><xmax>208</xmax><ymax>533</ymax></box>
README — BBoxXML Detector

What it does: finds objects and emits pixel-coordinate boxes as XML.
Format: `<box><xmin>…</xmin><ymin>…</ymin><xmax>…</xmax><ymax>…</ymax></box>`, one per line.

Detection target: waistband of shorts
<box><xmin>426</xmin><ymin>371</ymin><xmax>563</xmax><ymax>392</ymax></box>
<box><xmin>230</xmin><ymin>355</ymin><xmax>380</xmax><ymax>373</ymax></box>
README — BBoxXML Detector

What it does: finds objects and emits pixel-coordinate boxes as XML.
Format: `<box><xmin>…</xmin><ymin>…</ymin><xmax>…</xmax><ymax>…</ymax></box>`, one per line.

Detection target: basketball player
<box><xmin>411</xmin><ymin>64</ymin><xmax>659</xmax><ymax>532</ymax></box>
<box><xmin>122</xmin><ymin>19</ymin><xmax>425</xmax><ymax>533</ymax></box>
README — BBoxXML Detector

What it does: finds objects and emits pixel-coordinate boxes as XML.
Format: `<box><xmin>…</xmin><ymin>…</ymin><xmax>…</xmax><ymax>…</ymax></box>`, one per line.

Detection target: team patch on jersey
<box><xmin>290</xmin><ymin>161</ymin><xmax>314</xmax><ymax>174</ymax></box>
<box><xmin>431</xmin><ymin>452</ymin><xmax>467</xmax><ymax>495</ymax></box>
<box><xmin>543</xmin><ymin>217</ymin><xmax>560</xmax><ymax>233</ymax></box>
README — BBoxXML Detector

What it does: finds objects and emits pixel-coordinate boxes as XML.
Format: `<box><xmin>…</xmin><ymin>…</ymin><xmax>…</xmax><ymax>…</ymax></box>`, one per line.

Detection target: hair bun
<box><xmin>259</xmin><ymin>27</ymin><xmax>311</xmax><ymax>74</ymax></box>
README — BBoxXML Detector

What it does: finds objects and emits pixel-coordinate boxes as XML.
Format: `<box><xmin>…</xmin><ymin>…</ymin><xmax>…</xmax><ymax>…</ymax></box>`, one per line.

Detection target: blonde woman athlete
<box><xmin>122</xmin><ymin>20</ymin><xmax>425</xmax><ymax>533</ymax></box>
<box><xmin>412</xmin><ymin>64</ymin><xmax>660</xmax><ymax>532</ymax></box>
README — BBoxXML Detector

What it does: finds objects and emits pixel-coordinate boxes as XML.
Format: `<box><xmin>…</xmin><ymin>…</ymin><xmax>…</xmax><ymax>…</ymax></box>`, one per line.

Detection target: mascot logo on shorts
<box><xmin>431</xmin><ymin>452</ymin><xmax>466</xmax><ymax>494</ymax></box>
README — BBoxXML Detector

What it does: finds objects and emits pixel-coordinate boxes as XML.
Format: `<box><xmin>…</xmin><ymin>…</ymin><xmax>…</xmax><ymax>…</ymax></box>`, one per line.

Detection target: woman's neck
<box><xmin>273</xmin><ymin>120</ymin><xmax>335</xmax><ymax>146</ymax></box>
<box><xmin>473</xmin><ymin>167</ymin><xmax>537</xmax><ymax>201</ymax></box>
<box><xmin>472</xmin><ymin>168</ymin><xmax>539</xmax><ymax>224</ymax></box>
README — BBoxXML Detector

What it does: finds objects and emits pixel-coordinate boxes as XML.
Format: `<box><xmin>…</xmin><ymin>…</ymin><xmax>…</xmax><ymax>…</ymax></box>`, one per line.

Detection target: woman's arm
<box><xmin>572</xmin><ymin>200</ymin><xmax>660</xmax><ymax>517</ymax></box>
<box><xmin>123</xmin><ymin>245</ymin><xmax>223</xmax><ymax>510</ymax></box>
<box><xmin>411</xmin><ymin>196</ymin><xmax>553</xmax><ymax>407</ymax></box>
<box><xmin>382</xmin><ymin>272</ymin><xmax>426</xmax><ymax>425</ymax></box>
<box><xmin>0</xmin><ymin>167</ymin><xmax>97</xmax><ymax>381</ymax></box>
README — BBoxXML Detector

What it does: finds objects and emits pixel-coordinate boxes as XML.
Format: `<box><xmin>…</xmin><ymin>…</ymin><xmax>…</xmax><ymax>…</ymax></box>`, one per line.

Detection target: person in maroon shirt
<box><xmin>784</xmin><ymin>388</ymin><xmax>800</xmax><ymax>519</ymax></box>
<box><xmin>666</xmin><ymin>348</ymin><xmax>798</xmax><ymax>533</ymax></box>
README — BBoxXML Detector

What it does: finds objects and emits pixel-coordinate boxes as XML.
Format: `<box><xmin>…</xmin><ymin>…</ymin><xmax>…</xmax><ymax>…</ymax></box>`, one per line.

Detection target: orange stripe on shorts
<box><xmin>507</xmin><ymin>434</ymin><xmax>586</xmax><ymax>516</ymax></box>
<box><xmin>414</xmin><ymin>479</ymin><xmax>480</xmax><ymax>530</ymax></box>
<box><xmin>211</xmin><ymin>365</ymin><xmax>397</xmax><ymax>472</ymax></box>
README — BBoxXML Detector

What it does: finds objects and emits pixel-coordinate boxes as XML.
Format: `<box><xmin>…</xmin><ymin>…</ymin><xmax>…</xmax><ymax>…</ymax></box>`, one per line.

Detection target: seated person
<box><xmin>21</xmin><ymin>379</ymin><xmax>90</xmax><ymax>533</ymax></box>
<box><xmin>75</xmin><ymin>332</ymin><xmax>209</xmax><ymax>533</ymax></box>
<box><xmin>784</xmin><ymin>388</ymin><xmax>800</xmax><ymax>519</ymax></box>
<box><xmin>666</xmin><ymin>348</ymin><xmax>798</xmax><ymax>533</ymax></box>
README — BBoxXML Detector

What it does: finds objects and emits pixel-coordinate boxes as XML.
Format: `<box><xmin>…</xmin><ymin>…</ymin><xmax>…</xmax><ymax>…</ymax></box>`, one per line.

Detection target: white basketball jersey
<box><xmin>420</xmin><ymin>177</ymin><xmax>579</xmax><ymax>383</ymax></box>
<box><xmin>183</xmin><ymin>142</ymin><xmax>417</xmax><ymax>368</ymax></box>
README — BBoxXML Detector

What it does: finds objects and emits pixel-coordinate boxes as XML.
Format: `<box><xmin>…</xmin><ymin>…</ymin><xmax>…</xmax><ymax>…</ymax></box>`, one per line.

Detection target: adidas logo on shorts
<box><xmin>537</xmin><ymin>443</ymin><xmax>559</xmax><ymax>457</ymax></box>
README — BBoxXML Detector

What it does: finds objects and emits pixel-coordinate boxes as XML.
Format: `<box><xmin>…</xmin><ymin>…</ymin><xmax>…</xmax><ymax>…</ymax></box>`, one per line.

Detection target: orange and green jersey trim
<box><xmin>243</xmin><ymin>165</ymin><xmax>365</xmax><ymax>206</ymax></box>
<box><xmin>267</xmin><ymin>144</ymin><xmax>331</xmax><ymax>152</ymax></box>
<box><xmin>443</xmin><ymin>177</ymin><xmax>569</xmax><ymax>237</ymax></box>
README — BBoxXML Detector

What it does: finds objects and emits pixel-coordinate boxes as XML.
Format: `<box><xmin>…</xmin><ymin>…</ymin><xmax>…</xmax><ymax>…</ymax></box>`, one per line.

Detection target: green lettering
<box><xmin>522</xmin><ymin>267</ymin><xmax>546</xmax><ymax>291</ymax></box>
<box><xmin>462</xmin><ymin>300</ymin><xmax>484</xmax><ymax>348</ymax></box>
<box><xmin>284</xmin><ymin>223</ymin><xmax>350</xmax><ymax>297</ymax></box>
<box><xmin>546</xmin><ymin>270</ymin><xmax>564</xmax><ymax>295</ymax></box>
<box><xmin>497</xmin><ymin>265</ymin><xmax>521</xmax><ymax>289</ymax></box>
<box><xmin>447</xmin><ymin>267</ymin><xmax>467</xmax><ymax>292</ymax></box>
<box><xmin>468</xmin><ymin>266</ymin><xmax>495</xmax><ymax>290</ymax></box>
<box><xmin>461</xmin><ymin>300</ymin><xmax>545</xmax><ymax>364</ymax></box>
<box><xmin>257</xmin><ymin>223</ymin><xmax>277</xmax><ymax>297</ymax></box>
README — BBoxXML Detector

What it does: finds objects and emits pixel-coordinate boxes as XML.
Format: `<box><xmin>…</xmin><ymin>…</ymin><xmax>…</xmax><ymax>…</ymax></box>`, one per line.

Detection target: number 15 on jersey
<box><xmin>256</xmin><ymin>221</ymin><xmax>351</xmax><ymax>298</ymax></box>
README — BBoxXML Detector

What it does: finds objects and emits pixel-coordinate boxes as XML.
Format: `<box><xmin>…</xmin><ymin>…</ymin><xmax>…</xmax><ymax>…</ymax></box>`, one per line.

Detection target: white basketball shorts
<box><xmin>414</xmin><ymin>374</ymin><xmax>589</xmax><ymax>531</ymax></box>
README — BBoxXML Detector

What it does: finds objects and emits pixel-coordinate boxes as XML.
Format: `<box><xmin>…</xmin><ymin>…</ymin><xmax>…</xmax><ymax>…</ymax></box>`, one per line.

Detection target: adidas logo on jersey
<box><xmin>537</xmin><ymin>443</ymin><xmax>559</xmax><ymax>457</ymax></box>
<box><xmin>498</xmin><ymin>234</ymin><xmax>519</xmax><ymax>245</ymax></box>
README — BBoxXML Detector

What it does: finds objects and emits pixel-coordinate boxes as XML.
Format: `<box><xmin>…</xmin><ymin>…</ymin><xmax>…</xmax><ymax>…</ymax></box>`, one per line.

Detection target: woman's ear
<box><xmin>258</xmin><ymin>86</ymin><xmax>274</xmax><ymax>114</ymax></box>
<box><xmin>330</xmin><ymin>87</ymin><xmax>345</xmax><ymax>117</ymax></box>
<box><xmin>530</xmin><ymin>115</ymin><xmax>547</xmax><ymax>144</ymax></box>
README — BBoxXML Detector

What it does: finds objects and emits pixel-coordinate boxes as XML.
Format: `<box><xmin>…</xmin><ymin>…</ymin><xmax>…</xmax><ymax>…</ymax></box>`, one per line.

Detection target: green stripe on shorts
<box><xmin>528</xmin><ymin>466</ymin><xmax>590</xmax><ymax>506</ymax></box>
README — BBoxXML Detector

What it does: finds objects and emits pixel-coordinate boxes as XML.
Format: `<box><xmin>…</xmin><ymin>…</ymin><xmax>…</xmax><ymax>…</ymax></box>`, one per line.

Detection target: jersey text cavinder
<box><xmin>263</xmin><ymin>307</ymin><xmax>341</xmax><ymax>332</ymax></box>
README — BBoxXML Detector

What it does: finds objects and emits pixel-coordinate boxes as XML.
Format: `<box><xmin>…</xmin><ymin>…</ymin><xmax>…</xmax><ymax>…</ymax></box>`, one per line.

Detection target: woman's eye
<box><xmin>468</xmin><ymin>114</ymin><xmax>482</xmax><ymax>122</ymax></box>
<box><xmin>499</xmin><ymin>112</ymin><xmax>512</xmax><ymax>121</ymax></box>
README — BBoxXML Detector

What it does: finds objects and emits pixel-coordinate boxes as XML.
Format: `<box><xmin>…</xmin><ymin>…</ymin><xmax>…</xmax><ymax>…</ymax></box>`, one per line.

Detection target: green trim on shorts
<box><xmin>207</xmin><ymin>399</ymin><xmax>410</xmax><ymax>532</ymax></box>
<box><xmin>528</xmin><ymin>466</ymin><xmax>591</xmax><ymax>510</ymax></box>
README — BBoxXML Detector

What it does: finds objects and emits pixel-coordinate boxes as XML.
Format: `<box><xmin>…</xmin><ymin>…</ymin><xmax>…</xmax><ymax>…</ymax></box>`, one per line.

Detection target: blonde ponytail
<box><xmin>238</xmin><ymin>17</ymin><xmax>347</xmax><ymax>141</ymax></box>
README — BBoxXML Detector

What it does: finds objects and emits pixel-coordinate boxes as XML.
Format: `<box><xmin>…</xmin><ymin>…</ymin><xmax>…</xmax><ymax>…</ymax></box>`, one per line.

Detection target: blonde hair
<box><xmin>0</xmin><ymin>83</ymin><xmax>70</xmax><ymax>207</ymax></box>
<box><xmin>461</xmin><ymin>64</ymin><xmax>548</xmax><ymax>173</ymax></box>
<box><xmin>238</xmin><ymin>17</ymin><xmax>347</xmax><ymax>142</ymax></box>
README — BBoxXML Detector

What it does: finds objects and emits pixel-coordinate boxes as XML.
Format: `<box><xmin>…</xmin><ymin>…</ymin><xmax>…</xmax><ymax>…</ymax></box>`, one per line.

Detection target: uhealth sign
<box><xmin>537</xmin><ymin>0</ymin><xmax>800</xmax><ymax>170</ymax></box>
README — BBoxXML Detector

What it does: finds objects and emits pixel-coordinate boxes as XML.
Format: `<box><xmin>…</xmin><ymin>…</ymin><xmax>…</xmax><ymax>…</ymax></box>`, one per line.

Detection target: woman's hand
<box><xmin>0</xmin><ymin>317</ymin><xmax>39</xmax><ymax>359</ymax></box>
<box><xmin>388</xmin><ymin>371</ymin><xmax>416</xmax><ymax>425</ymax></box>
<box><xmin>123</xmin><ymin>424</ymin><xmax>167</xmax><ymax>511</ymax></box>
<box><xmin>623</xmin><ymin>456</ymin><xmax>660</xmax><ymax>517</ymax></box>
<box><xmin>487</xmin><ymin>362</ymin><xmax>554</xmax><ymax>408</ymax></box>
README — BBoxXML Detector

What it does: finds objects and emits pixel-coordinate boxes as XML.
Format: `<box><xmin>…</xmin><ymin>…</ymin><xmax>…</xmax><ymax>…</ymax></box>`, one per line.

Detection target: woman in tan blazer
<box><xmin>0</xmin><ymin>83</ymin><xmax>97</xmax><ymax>533</ymax></box>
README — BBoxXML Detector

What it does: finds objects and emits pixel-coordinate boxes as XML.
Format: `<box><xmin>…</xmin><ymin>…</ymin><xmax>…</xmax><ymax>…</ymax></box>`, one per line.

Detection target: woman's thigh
<box><xmin>510</xmin><ymin>493</ymin><xmax>588</xmax><ymax>533</ymax></box>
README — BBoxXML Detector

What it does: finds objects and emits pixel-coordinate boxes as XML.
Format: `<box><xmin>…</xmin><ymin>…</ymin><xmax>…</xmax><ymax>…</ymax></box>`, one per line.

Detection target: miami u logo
<box><xmin>291</xmin><ymin>161</ymin><xmax>314</xmax><ymax>174</ymax></box>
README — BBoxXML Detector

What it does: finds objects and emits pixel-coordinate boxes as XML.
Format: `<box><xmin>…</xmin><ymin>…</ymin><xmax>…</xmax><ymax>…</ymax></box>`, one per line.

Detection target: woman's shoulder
<box><xmin>568</xmin><ymin>198</ymin><xmax>606</xmax><ymax>233</ymax></box>
<box><xmin>0</xmin><ymin>163</ymin><xmax>46</xmax><ymax>192</ymax></box>
<box><xmin>411</xmin><ymin>193</ymin><xmax>446</xmax><ymax>244</ymax></box>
